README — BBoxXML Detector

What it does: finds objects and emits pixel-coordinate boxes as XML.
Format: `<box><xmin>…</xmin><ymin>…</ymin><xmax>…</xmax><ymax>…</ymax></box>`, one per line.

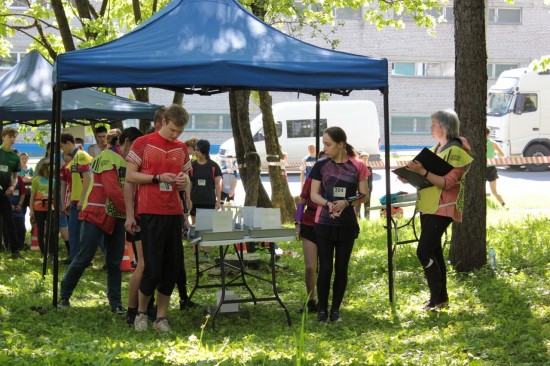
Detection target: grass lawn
<box><xmin>1</xmin><ymin>203</ymin><xmax>549</xmax><ymax>365</ymax></box>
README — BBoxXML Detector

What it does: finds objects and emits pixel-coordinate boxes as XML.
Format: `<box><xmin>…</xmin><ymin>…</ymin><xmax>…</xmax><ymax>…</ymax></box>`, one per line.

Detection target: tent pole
<box><xmin>51</xmin><ymin>85</ymin><xmax>63</xmax><ymax>308</ymax></box>
<box><xmin>43</xmin><ymin>104</ymin><xmax>56</xmax><ymax>278</ymax></box>
<box><xmin>382</xmin><ymin>87</ymin><xmax>394</xmax><ymax>303</ymax></box>
<box><xmin>315</xmin><ymin>94</ymin><xmax>320</xmax><ymax>156</ymax></box>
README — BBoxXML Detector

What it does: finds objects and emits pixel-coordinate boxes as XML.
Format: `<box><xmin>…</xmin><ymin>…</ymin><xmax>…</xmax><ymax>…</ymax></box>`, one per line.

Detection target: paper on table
<box><xmin>212</xmin><ymin>211</ymin><xmax>234</xmax><ymax>232</ymax></box>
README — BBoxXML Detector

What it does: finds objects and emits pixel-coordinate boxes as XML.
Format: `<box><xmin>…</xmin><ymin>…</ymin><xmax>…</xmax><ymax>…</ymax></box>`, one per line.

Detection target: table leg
<box><xmin>188</xmin><ymin>242</ymin><xmax>201</xmax><ymax>302</ymax></box>
<box><xmin>234</xmin><ymin>243</ymin><xmax>256</xmax><ymax>303</ymax></box>
<box><xmin>269</xmin><ymin>242</ymin><xmax>291</xmax><ymax>326</ymax></box>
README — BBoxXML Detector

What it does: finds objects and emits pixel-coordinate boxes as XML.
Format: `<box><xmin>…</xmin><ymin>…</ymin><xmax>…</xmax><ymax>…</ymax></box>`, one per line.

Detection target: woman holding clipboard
<box><xmin>398</xmin><ymin>110</ymin><xmax>472</xmax><ymax>311</ymax></box>
<box><xmin>310</xmin><ymin>127</ymin><xmax>370</xmax><ymax>322</ymax></box>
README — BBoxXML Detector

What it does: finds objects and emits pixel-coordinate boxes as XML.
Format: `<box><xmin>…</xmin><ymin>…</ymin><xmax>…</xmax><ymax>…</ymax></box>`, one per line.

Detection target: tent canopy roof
<box><xmin>1</xmin><ymin>50</ymin><xmax>161</xmax><ymax>125</ymax></box>
<box><xmin>54</xmin><ymin>0</ymin><xmax>388</xmax><ymax>95</ymax></box>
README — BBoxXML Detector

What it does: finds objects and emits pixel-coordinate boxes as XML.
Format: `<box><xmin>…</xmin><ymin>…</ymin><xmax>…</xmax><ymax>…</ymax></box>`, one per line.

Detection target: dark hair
<box><xmin>75</xmin><ymin>137</ymin><xmax>84</xmax><ymax>145</ymax></box>
<box><xmin>60</xmin><ymin>133</ymin><xmax>75</xmax><ymax>145</ymax></box>
<box><xmin>323</xmin><ymin>126</ymin><xmax>355</xmax><ymax>157</ymax></box>
<box><xmin>95</xmin><ymin>126</ymin><xmax>108</xmax><ymax>134</ymax></box>
<box><xmin>120</xmin><ymin>127</ymin><xmax>143</xmax><ymax>144</ymax></box>
<box><xmin>195</xmin><ymin>139</ymin><xmax>211</xmax><ymax>159</ymax></box>
<box><xmin>486</xmin><ymin>127</ymin><xmax>491</xmax><ymax>136</ymax></box>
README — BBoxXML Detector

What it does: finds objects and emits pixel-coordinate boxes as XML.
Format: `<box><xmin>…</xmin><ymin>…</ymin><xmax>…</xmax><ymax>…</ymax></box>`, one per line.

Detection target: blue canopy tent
<box><xmin>52</xmin><ymin>0</ymin><xmax>395</xmax><ymax>305</ymax></box>
<box><xmin>1</xmin><ymin>50</ymin><xmax>160</xmax><ymax>125</ymax></box>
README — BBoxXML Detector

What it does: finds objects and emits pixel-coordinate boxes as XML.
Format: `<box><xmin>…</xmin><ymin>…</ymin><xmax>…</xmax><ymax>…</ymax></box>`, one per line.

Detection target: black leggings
<box><xmin>417</xmin><ymin>214</ymin><xmax>452</xmax><ymax>303</ymax></box>
<box><xmin>316</xmin><ymin>235</ymin><xmax>355</xmax><ymax>312</ymax></box>
<box><xmin>0</xmin><ymin>195</ymin><xmax>18</xmax><ymax>253</ymax></box>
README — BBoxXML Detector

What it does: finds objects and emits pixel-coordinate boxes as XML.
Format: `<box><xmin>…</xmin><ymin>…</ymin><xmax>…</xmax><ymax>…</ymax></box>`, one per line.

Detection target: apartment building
<box><xmin>2</xmin><ymin>0</ymin><xmax>550</xmax><ymax>149</ymax></box>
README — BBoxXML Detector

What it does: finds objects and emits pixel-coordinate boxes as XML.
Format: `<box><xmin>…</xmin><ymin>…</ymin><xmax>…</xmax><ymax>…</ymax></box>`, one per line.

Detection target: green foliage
<box><xmin>1</xmin><ymin>209</ymin><xmax>549</xmax><ymax>365</ymax></box>
<box><xmin>530</xmin><ymin>55</ymin><xmax>550</xmax><ymax>72</ymax></box>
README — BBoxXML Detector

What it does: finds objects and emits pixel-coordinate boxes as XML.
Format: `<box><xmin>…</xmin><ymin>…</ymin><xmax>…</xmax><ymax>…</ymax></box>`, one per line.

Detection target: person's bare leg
<box><xmin>128</xmin><ymin>241</ymin><xmax>144</xmax><ymax>309</ymax></box>
<box><xmin>156</xmin><ymin>293</ymin><xmax>170</xmax><ymax>318</ymax></box>
<box><xmin>302</xmin><ymin>238</ymin><xmax>318</xmax><ymax>300</ymax></box>
<box><xmin>489</xmin><ymin>180</ymin><xmax>505</xmax><ymax>206</ymax></box>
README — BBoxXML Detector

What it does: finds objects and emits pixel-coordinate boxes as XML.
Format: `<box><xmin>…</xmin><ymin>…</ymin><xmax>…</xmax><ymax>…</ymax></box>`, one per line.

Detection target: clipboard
<box><xmin>392</xmin><ymin>148</ymin><xmax>454</xmax><ymax>189</ymax></box>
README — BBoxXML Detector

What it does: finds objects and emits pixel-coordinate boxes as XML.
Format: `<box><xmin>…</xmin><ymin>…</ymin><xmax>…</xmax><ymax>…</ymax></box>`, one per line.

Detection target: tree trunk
<box><xmin>449</xmin><ymin>0</ymin><xmax>488</xmax><ymax>272</ymax></box>
<box><xmin>50</xmin><ymin>0</ymin><xmax>75</xmax><ymax>52</ymax></box>
<box><xmin>172</xmin><ymin>92</ymin><xmax>184</xmax><ymax>105</ymax></box>
<box><xmin>258</xmin><ymin>91</ymin><xmax>296</xmax><ymax>223</ymax></box>
<box><xmin>229</xmin><ymin>90</ymin><xmax>271</xmax><ymax>207</ymax></box>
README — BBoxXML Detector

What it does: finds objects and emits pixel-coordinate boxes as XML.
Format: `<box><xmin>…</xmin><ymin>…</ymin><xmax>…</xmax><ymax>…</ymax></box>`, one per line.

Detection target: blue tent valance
<box><xmin>54</xmin><ymin>0</ymin><xmax>388</xmax><ymax>95</ymax></box>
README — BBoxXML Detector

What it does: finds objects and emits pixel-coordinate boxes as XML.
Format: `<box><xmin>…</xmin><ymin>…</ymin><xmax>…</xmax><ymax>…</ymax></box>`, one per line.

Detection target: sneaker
<box><xmin>317</xmin><ymin>310</ymin><xmax>328</xmax><ymax>323</ymax></box>
<box><xmin>329</xmin><ymin>309</ymin><xmax>341</xmax><ymax>322</ymax></box>
<box><xmin>298</xmin><ymin>299</ymin><xmax>318</xmax><ymax>314</ymax></box>
<box><xmin>436</xmin><ymin>300</ymin><xmax>449</xmax><ymax>309</ymax></box>
<box><xmin>153</xmin><ymin>318</ymin><xmax>171</xmax><ymax>333</ymax></box>
<box><xmin>180</xmin><ymin>299</ymin><xmax>201</xmax><ymax>310</ymax></box>
<box><xmin>57</xmin><ymin>298</ymin><xmax>70</xmax><ymax>308</ymax></box>
<box><xmin>111</xmin><ymin>305</ymin><xmax>127</xmax><ymax>315</ymax></box>
<box><xmin>134</xmin><ymin>313</ymin><xmax>148</xmax><ymax>332</ymax></box>
<box><xmin>422</xmin><ymin>300</ymin><xmax>437</xmax><ymax>311</ymax></box>
<box><xmin>10</xmin><ymin>251</ymin><xmax>22</xmax><ymax>259</ymax></box>
<box><xmin>126</xmin><ymin>308</ymin><xmax>137</xmax><ymax>326</ymax></box>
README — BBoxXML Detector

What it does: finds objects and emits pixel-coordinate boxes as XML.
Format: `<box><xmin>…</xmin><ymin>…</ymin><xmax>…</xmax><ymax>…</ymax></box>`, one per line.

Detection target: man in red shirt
<box><xmin>126</xmin><ymin>104</ymin><xmax>191</xmax><ymax>333</ymax></box>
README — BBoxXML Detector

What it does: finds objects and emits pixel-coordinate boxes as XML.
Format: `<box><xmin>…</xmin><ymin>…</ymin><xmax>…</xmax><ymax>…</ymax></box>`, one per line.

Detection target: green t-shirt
<box><xmin>0</xmin><ymin>145</ymin><xmax>21</xmax><ymax>192</ymax></box>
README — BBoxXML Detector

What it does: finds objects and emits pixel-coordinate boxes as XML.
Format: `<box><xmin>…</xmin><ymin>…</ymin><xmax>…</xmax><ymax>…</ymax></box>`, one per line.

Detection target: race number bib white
<box><xmin>333</xmin><ymin>186</ymin><xmax>346</xmax><ymax>198</ymax></box>
<box><xmin>224</xmin><ymin>184</ymin><xmax>231</xmax><ymax>190</ymax></box>
<box><xmin>0</xmin><ymin>165</ymin><xmax>8</xmax><ymax>173</ymax></box>
<box><xmin>13</xmin><ymin>190</ymin><xmax>19</xmax><ymax>196</ymax></box>
<box><xmin>198</xmin><ymin>179</ymin><xmax>206</xmax><ymax>186</ymax></box>
<box><xmin>159</xmin><ymin>182</ymin><xmax>173</xmax><ymax>192</ymax></box>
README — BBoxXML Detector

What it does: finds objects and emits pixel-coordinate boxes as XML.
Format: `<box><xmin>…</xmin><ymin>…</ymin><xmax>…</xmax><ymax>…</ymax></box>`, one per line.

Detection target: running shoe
<box><xmin>134</xmin><ymin>313</ymin><xmax>148</xmax><ymax>331</ymax></box>
<box><xmin>154</xmin><ymin>318</ymin><xmax>171</xmax><ymax>333</ymax></box>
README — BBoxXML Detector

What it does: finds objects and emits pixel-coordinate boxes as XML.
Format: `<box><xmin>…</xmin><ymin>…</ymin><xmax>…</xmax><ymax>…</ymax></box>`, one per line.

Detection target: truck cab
<box><xmin>487</xmin><ymin>68</ymin><xmax>550</xmax><ymax>171</ymax></box>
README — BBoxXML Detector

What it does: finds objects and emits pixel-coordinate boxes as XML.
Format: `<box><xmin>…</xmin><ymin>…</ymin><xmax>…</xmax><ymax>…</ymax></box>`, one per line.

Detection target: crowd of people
<box><xmin>1</xmin><ymin>107</ymin><xmax>473</xmax><ymax>329</ymax></box>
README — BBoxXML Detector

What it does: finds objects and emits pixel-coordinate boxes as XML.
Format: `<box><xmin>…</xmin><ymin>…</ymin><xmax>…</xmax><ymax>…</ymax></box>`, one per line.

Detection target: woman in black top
<box><xmin>309</xmin><ymin>127</ymin><xmax>370</xmax><ymax>322</ymax></box>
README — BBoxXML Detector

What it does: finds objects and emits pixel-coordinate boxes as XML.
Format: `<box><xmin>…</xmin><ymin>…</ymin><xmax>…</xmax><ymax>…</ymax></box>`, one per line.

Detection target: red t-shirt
<box><xmin>126</xmin><ymin>132</ymin><xmax>191</xmax><ymax>215</ymax></box>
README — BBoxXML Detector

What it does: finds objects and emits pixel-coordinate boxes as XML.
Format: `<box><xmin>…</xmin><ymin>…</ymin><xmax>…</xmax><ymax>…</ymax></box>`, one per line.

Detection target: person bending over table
<box><xmin>309</xmin><ymin>126</ymin><xmax>370</xmax><ymax>323</ymax></box>
<box><xmin>397</xmin><ymin>109</ymin><xmax>472</xmax><ymax>311</ymax></box>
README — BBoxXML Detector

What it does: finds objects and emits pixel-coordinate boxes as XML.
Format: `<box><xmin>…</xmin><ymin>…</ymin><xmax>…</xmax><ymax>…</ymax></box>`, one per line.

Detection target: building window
<box><xmin>488</xmin><ymin>7</ymin><xmax>521</xmax><ymax>24</ymax></box>
<box><xmin>188</xmin><ymin>114</ymin><xmax>231</xmax><ymax>131</ymax></box>
<box><xmin>426</xmin><ymin>6</ymin><xmax>454</xmax><ymax>22</ymax></box>
<box><xmin>487</xmin><ymin>63</ymin><xmax>519</xmax><ymax>79</ymax></box>
<box><xmin>392</xmin><ymin>62</ymin><xmax>454</xmax><ymax>77</ymax></box>
<box><xmin>8</xmin><ymin>0</ymin><xmax>28</xmax><ymax>8</ymax></box>
<box><xmin>287</xmin><ymin>119</ymin><xmax>327</xmax><ymax>138</ymax></box>
<box><xmin>0</xmin><ymin>52</ymin><xmax>25</xmax><ymax>69</ymax></box>
<box><xmin>391</xmin><ymin>116</ymin><xmax>431</xmax><ymax>134</ymax></box>
<box><xmin>335</xmin><ymin>6</ymin><xmax>362</xmax><ymax>20</ymax></box>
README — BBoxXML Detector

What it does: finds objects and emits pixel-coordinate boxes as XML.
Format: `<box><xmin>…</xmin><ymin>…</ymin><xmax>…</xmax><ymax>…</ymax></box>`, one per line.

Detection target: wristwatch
<box><xmin>152</xmin><ymin>174</ymin><xmax>160</xmax><ymax>184</ymax></box>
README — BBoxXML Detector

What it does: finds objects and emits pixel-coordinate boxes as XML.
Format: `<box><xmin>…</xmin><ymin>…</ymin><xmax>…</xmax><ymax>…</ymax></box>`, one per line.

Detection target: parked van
<box><xmin>217</xmin><ymin>100</ymin><xmax>381</xmax><ymax>167</ymax></box>
<box><xmin>487</xmin><ymin>68</ymin><xmax>550</xmax><ymax>171</ymax></box>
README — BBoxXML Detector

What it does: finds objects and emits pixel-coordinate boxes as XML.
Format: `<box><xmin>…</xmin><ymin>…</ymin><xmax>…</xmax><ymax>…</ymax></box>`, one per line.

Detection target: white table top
<box><xmin>191</xmin><ymin>235</ymin><xmax>296</xmax><ymax>247</ymax></box>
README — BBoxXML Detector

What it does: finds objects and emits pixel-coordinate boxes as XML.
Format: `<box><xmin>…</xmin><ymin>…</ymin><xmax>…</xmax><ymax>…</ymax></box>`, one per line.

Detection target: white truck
<box><xmin>487</xmin><ymin>68</ymin><xmax>550</xmax><ymax>171</ymax></box>
<box><xmin>217</xmin><ymin>100</ymin><xmax>381</xmax><ymax>167</ymax></box>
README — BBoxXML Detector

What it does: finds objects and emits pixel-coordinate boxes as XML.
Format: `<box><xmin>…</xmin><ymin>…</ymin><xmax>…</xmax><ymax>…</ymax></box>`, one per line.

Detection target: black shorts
<box><xmin>190</xmin><ymin>203</ymin><xmax>216</xmax><ymax>217</ymax></box>
<box><xmin>221</xmin><ymin>191</ymin><xmax>234</xmax><ymax>202</ymax></box>
<box><xmin>300</xmin><ymin>224</ymin><xmax>317</xmax><ymax>243</ymax></box>
<box><xmin>486</xmin><ymin>166</ymin><xmax>499</xmax><ymax>182</ymax></box>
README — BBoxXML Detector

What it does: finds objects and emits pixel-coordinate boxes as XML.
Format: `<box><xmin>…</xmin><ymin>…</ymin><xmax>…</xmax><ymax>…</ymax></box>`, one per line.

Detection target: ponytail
<box><xmin>345</xmin><ymin>143</ymin><xmax>355</xmax><ymax>157</ymax></box>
